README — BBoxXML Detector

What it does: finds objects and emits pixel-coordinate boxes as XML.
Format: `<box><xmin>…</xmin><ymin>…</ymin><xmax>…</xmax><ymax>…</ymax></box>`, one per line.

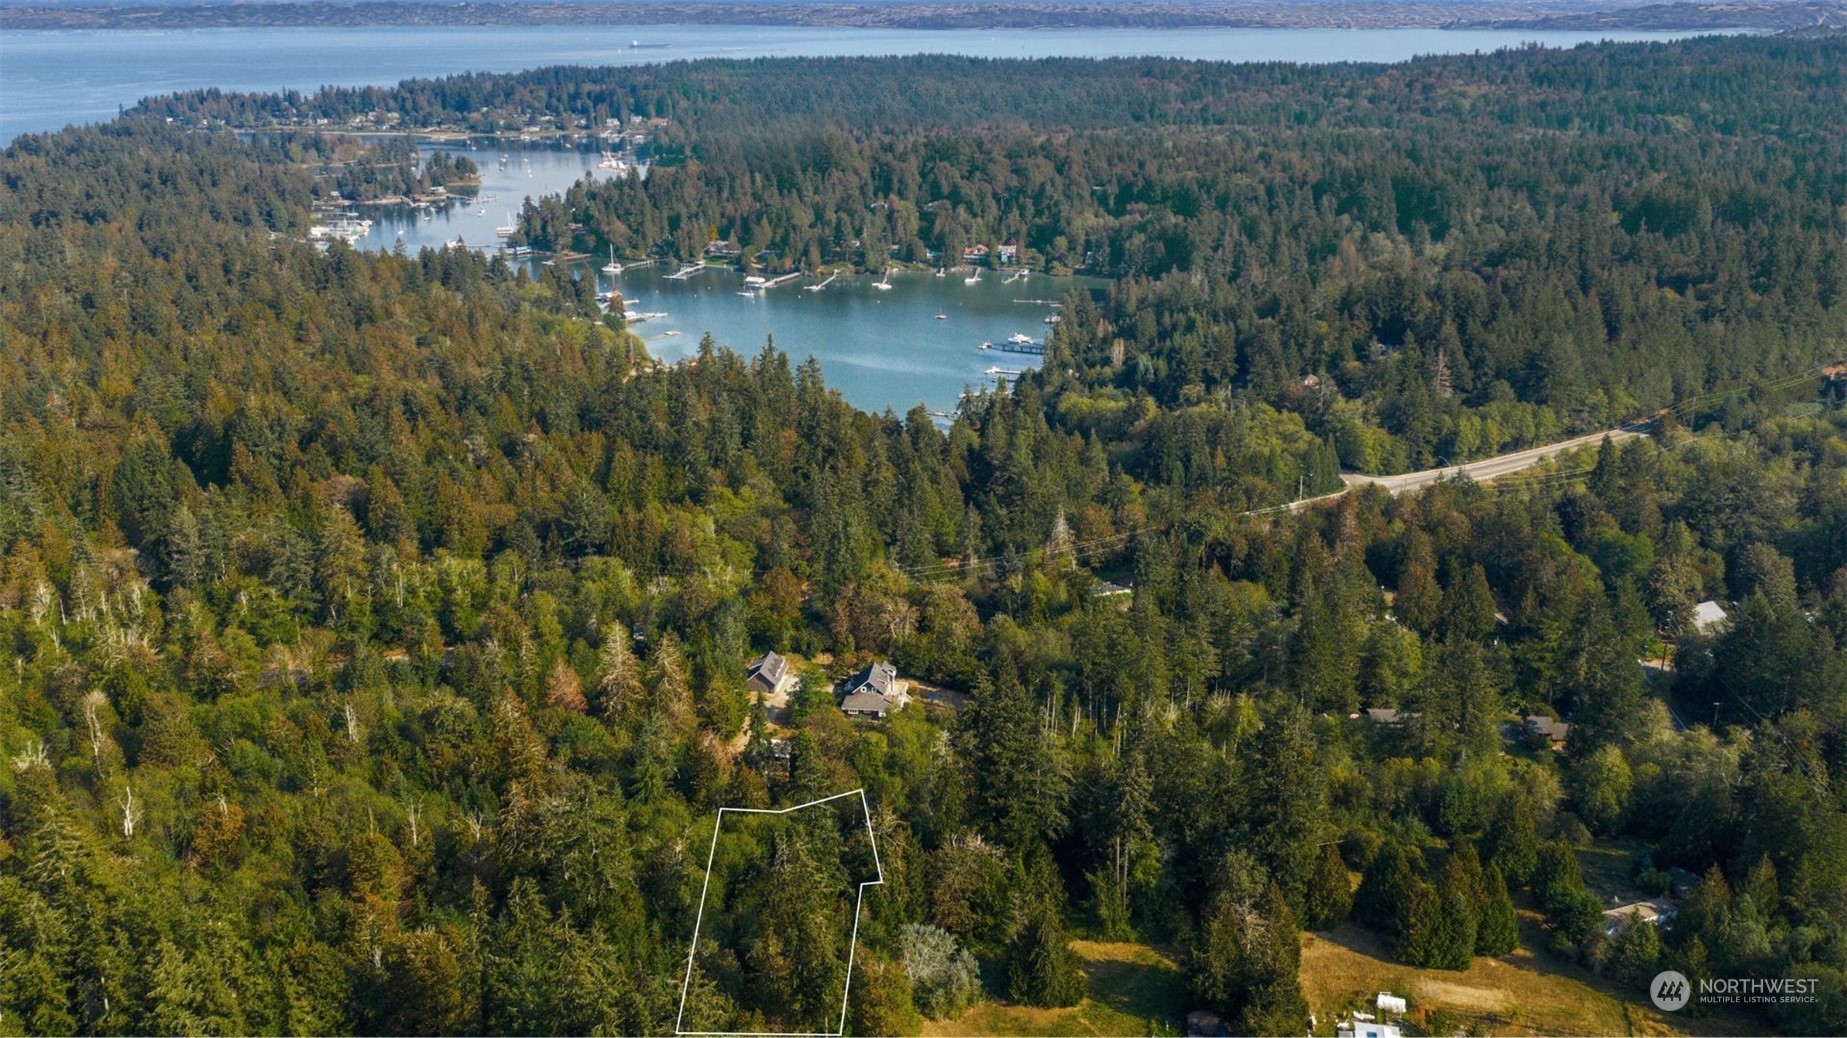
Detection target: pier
<box><xmin>803</xmin><ymin>272</ymin><xmax>839</xmax><ymax>292</ymax></box>
<box><xmin>761</xmin><ymin>271</ymin><xmax>805</xmax><ymax>290</ymax></box>
<box><xmin>979</xmin><ymin>339</ymin><xmax>1045</xmax><ymax>356</ymax></box>
<box><xmin>664</xmin><ymin>263</ymin><xmax>709</xmax><ymax>280</ymax></box>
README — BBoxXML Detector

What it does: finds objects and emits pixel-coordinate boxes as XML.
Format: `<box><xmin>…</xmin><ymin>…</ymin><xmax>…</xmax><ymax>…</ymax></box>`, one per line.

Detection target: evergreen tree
<box><xmin>1005</xmin><ymin>908</ymin><xmax>1083</xmax><ymax>1008</ymax></box>
<box><xmin>1303</xmin><ymin>841</ymin><xmax>1354</xmax><ymax>931</ymax></box>
<box><xmin>848</xmin><ymin>954</ymin><xmax>923</xmax><ymax>1037</ymax></box>
<box><xmin>1475</xmin><ymin>865</ymin><xmax>1520</xmax><ymax>957</ymax></box>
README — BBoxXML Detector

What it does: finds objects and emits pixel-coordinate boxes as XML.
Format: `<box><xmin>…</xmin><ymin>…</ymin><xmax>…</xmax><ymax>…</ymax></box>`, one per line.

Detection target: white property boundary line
<box><xmin>675</xmin><ymin>788</ymin><xmax>886</xmax><ymax>1037</ymax></box>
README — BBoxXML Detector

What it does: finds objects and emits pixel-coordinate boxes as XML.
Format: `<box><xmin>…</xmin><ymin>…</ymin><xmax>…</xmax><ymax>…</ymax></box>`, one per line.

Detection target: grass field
<box><xmin>920</xmin><ymin>940</ymin><xmax>1186</xmax><ymax>1037</ymax></box>
<box><xmin>1299</xmin><ymin>919</ymin><xmax>1760</xmax><ymax>1037</ymax></box>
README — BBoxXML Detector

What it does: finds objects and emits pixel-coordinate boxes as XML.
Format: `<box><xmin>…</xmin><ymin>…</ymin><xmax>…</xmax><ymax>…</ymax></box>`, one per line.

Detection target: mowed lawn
<box><xmin>1299</xmin><ymin>919</ymin><xmax>1758</xmax><ymax>1037</ymax></box>
<box><xmin>920</xmin><ymin>940</ymin><xmax>1186</xmax><ymax>1037</ymax></box>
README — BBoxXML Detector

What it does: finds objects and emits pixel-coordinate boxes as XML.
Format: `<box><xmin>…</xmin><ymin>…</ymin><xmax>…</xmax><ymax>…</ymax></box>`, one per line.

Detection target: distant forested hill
<box><xmin>2</xmin><ymin>38</ymin><xmax>1845</xmax><ymax>1036</ymax></box>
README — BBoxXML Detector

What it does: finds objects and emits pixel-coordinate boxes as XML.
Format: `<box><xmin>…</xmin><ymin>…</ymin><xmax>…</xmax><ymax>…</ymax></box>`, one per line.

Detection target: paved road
<box><xmin>1273</xmin><ymin>424</ymin><xmax>1652</xmax><ymax>513</ymax></box>
<box><xmin>1339</xmin><ymin>424</ymin><xmax>1651</xmax><ymax>495</ymax></box>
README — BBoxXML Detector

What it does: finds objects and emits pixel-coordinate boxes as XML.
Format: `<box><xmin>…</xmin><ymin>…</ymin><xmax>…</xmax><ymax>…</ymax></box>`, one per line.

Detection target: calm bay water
<box><xmin>360</xmin><ymin>143</ymin><xmax>1092</xmax><ymax>413</ymax></box>
<box><xmin>2</xmin><ymin>21</ymin><xmax>1710</xmax><ymax>412</ymax></box>
<box><xmin>0</xmin><ymin>24</ymin><xmax>1709</xmax><ymax>144</ymax></box>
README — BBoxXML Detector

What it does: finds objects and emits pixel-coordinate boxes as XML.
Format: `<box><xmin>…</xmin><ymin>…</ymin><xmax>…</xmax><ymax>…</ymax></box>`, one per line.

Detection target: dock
<box><xmin>803</xmin><ymin>272</ymin><xmax>839</xmax><ymax>292</ymax></box>
<box><xmin>1002</xmin><ymin>268</ymin><xmax>1030</xmax><ymax>284</ymax></box>
<box><xmin>985</xmin><ymin>366</ymin><xmax>1024</xmax><ymax>377</ymax></box>
<box><xmin>664</xmin><ymin>263</ymin><xmax>708</xmax><ymax>280</ymax></box>
<box><xmin>761</xmin><ymin>271</ymin><xmax>805</xmax><ymax>290</ymax></box>
<box><xmin>980</xmin><ymin>339</ymin><xmax>1045</xmax><ymax>355</ymax></box>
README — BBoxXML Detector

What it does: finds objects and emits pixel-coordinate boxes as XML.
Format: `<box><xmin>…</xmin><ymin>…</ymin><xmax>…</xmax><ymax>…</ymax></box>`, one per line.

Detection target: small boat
<box><xmin>1008</xmin><ymin>332</ymin><xmax>1035</xmax><ymax>345</ymax></box>
<box><xmin>874</xmin><ymin>267</ymin><xmax>893</xmax><ymax>290</ymax></box>
<box><xmin>935</xmin><ymin>313</ymin><xmax>948</xmax><ymax>321</ymax></box>
<box><xmin>979</xmin><ymin>341</ymin><xmax>994</xmax><ymax>350</ymax></box>
<box><xmin>495</xmin><ymin>212</ymin><xmax>516</xmax><ymax>237</ymax></box>
<box><xmin>602</xmin><ymin>245</ymin><xmax>622</xmax><ymax>276</ymax></box>
<box><xmin>964</xmin><ymin>269</ymin><xmax>981</xmax><ymax>285</ymax></box>
<box><xmin>934</xmin><ymin>268</ymin><xmax>946</xmax><ymax>278</ymax></box>
<box><xmin>1044</xmin><ymin>314</ymin><xmax>1059</xmax><ymax>324</ymax></box>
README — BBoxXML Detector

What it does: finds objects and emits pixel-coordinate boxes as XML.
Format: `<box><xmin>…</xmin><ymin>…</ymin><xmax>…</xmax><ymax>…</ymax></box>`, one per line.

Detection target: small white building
<box><xmin>1693</xmin><ymin>600</ymin><xmax>1728</xmax><ymax>633</ymax></box>
<box><xmin>1376</xmin><ymin>992</ymin><xmax>1407</xmax><ymax>1016</ymax></box>
<box><xmin>1337</xmin><ymin>1022</ymin><xmax>1401</xmax><ymax>1038</ymax></box>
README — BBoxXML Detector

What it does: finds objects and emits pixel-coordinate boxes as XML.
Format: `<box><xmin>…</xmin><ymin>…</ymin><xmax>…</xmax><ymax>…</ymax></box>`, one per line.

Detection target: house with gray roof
<box><xmin>1525</xmin><ymin>715</ymin><xmax>1572</xmax><ymax>750</ymax></box>
<box><xmin>746</xmin><ymin>650</ymin><xmax>795</xmax><ymax>697</ymax></box>
<box><xmin>839</xmin><ymin>661</ymin><xmax>907</xmax><ymax>719</ymax></box>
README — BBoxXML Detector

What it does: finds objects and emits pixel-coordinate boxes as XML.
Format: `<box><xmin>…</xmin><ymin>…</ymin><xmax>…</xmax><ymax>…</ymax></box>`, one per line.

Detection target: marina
<box><xmin>334</xmin><ymin>141</ymin><xmax>1099</xmax><ymax>414</ymax></box>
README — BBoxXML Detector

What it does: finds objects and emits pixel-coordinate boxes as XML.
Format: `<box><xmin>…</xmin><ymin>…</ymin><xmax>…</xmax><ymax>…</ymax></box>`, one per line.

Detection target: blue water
<box><xmin>0</xmin><ymin>24</ymin><xmax>1711</xmax><ymax>143</ymax></box>
<box><xmin>0</xmin><ymin>21</ymin><xmax>1715</xmax><ymax>412</ymax></box>
<box><xmin>356</xmin><ymin>140</ymin><xmax>1087</xmax><ymax>413</ymax></box>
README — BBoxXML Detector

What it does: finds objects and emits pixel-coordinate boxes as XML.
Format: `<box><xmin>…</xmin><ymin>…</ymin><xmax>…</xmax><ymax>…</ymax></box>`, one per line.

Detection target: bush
<box><xmin>899</xmin><ymin>924</ymin><xmax>983</xmax><ymax>1020</ymax></box>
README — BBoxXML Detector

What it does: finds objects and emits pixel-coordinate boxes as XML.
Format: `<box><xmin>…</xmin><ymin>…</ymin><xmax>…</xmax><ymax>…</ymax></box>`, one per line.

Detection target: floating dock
<box><xmin>979</xmin><ymin>339</ymin><xmax>1045</xmax><ymax>355</ymax></box>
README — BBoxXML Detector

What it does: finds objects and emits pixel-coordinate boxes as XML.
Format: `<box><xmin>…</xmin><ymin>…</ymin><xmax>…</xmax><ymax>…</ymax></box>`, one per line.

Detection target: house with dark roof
<box><xmin>839</xmin><ymin>661</ymin><xmax>907</xmax><ymax>719</ymax></box>
<box><xmin>746</xmin><ymin>651</ymin><xmax>795</xmax><ymax>697</ymax></box>
<box><xmin>1525</xmin><ymin>715</ymin><xmax>1572</xmax><ymax>750</ymax></box>
<box><xmin>1666</xmin><ymin>866</ymin><xmax>1705</xmax><ymax>900</ymax></box>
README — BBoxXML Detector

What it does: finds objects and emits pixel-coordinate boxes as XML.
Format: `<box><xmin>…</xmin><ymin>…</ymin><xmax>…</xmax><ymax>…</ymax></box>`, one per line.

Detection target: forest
<box><xmin>2</xmin><ymin>36</ymin><xmax>1846</xmax><ymax>1036</ymax></box>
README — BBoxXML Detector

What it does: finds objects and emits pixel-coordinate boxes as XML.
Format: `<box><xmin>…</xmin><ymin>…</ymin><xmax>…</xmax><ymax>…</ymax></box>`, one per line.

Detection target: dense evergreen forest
<box><xmin>3</xmin><ymin>37</ymin><xmax>1846</xmax><ymax>1036</ymax></box>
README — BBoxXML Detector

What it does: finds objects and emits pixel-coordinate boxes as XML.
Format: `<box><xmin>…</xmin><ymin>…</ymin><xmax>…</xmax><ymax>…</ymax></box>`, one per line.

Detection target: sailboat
<box><xmin>874</xmin><ymin>267</ymin><xmax>893</xmax><ymax>290</ymax></box>
<box><xmin>495</xmin><ymin>212</ymin><xmax>516</xmax><ymax>238</ymax></box>
<box><xmin>964</xmin><ymin>267</ymin><xmax>981</xmax><ymax>285</ymax></box>
<box><xmin>602</xmin><ymin>244</ymin><xmax>622</xmax><ymax>276</ymax></box>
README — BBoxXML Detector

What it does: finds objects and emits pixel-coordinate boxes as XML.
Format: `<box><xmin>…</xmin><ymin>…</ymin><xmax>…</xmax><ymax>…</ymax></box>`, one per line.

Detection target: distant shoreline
<box><xmin>2</xmin><ymin>1</ymin><xmax>1838</xmax><ymax>33</ymax></box>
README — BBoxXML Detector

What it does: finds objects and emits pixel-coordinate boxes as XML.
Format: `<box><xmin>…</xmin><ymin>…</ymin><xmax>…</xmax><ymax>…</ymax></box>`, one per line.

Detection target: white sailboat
<box><xmin>874</xmin><ymin>267</ymin><xmax>893</xmax><ymax>290</ymax></box>
<box><xmin>964</xmin><ymin>267</ymin><xmax>981</xmax><ymax>285</ymax></box>
<box><xmin>602</xmin><ymin>244</ymin><xmax>622</xmax><ymax>276</ymax></box>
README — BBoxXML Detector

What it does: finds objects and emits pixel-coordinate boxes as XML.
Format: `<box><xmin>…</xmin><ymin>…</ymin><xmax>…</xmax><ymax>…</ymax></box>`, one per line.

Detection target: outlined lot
<box><xmin>676</xmin><ymin>789</ymin><xmax>885</xmax><ymax>1037</ymax></box>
